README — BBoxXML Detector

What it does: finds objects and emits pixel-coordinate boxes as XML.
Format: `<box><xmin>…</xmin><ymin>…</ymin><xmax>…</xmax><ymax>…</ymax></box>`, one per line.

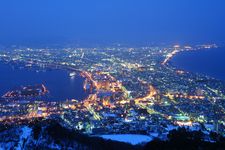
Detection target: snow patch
<box><xmin>16</xmin><ymin>126</ymin><xmax>32</xmax><ymax>150</ymax></box>
<box><xmin>99</xmin><ymin>134</ymin><xmax>153</xmax><ymax>145</ymax></box>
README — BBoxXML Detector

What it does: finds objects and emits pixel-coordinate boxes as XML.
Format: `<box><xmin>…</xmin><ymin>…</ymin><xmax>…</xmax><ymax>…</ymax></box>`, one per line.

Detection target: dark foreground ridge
<box><xmin>0</xmin><ymin>119</ymin><xmax>225</xmax><ymax>150</ymax></box>
<box><xmin>144</xmin><ymin>128</ymin><xmax>225</xmax><ymax>150</ymax></box>
<box><xmin>0</xmin><ymin>119</ymin><xmax>138</xmax><ymax>150</ymax></box>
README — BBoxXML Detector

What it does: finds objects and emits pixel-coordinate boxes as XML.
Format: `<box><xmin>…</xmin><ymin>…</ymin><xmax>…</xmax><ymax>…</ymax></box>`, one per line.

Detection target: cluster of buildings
<box><xmin>0</xmin><ymin>44</ymin><xmax>224</xmax><ymax>139</ymax></box>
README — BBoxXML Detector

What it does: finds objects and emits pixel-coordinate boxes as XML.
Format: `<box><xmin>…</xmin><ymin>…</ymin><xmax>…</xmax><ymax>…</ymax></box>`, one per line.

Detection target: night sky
<box><xmin>0</xmin><ymin>0</ymin><xmax>225</xmax><ymax>45</ymax></box>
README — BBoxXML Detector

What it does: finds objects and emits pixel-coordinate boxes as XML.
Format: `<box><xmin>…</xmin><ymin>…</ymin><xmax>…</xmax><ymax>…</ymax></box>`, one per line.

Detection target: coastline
<box><xmin>0</xmin><ymin>62</ymin><xmax>89</xmax><ymax>101</ymax></box>
<box><xmin>164</xmin><ymin>46</ymin><xmax>225</xmax><ymax>81</ymax></box>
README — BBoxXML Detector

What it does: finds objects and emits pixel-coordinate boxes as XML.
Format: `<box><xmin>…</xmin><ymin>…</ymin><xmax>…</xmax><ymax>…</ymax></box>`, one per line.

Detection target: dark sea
<box><xmin>171</xmin><ymin>47</ymin><xmax>225</xmax><ymax>81</ymax></box>
<box><xmin>0</xmin><ymin>63</ymin><xmax>89</xmax><ymax>101</ymax></box>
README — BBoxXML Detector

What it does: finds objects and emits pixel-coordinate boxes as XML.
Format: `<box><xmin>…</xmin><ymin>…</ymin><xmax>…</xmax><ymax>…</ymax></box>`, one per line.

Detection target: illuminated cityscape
<box><xmin>0</xmin><ymin>0</ymin><xmax>225</xmax><ymax>149</ymax></box>
<box><xmin>0</xmin><ymin>44</ymin><xmax>224</xmax><ymax>139</ymax></box>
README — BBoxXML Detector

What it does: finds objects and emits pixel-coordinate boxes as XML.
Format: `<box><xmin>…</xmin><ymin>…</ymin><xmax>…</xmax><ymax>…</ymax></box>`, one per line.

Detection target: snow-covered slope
<box><xmin>99</xmin><ymin>134</ymin><xmax>153</xmax><ymax>145</ymax></box>
<box><xmin>0</xmin><ymin>119</ymin><xmax>135</xmax><ymax>150</ymax></box>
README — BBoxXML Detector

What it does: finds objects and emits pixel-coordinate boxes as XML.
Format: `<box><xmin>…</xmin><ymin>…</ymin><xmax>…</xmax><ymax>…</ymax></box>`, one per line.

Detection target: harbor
<box><xmin>0</xmin><ymin>63</ymin><xmax>89</xmax><ymax>101</ymax></box>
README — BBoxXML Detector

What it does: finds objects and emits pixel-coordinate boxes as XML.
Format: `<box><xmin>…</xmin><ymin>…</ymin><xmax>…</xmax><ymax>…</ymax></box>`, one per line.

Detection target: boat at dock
<box><xmin>69</xmin><ymin>72</ymin><xmax>76</xmax><ymax>77</ymax></box>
